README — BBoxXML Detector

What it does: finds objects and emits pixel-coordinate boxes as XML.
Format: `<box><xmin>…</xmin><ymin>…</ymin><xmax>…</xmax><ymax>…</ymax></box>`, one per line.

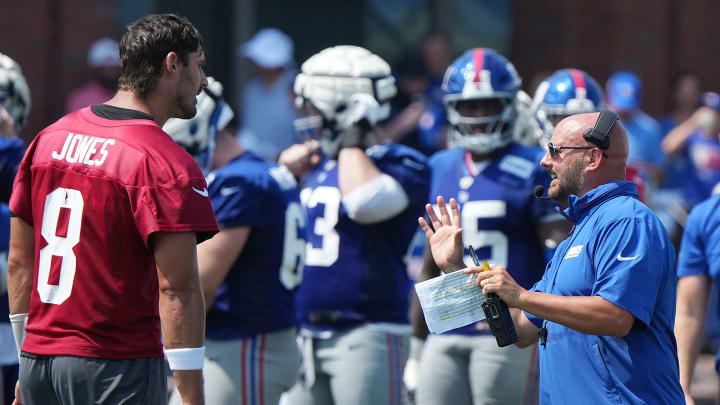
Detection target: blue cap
<box><xmin>240</xmin><ymin>28</ymin><xmax>293</xmax><ymax>68</ymax></box>
<box><xmin>606</xmin><ymin>71</ymin><xmax>641</xmax><ymax>112</ymax></box>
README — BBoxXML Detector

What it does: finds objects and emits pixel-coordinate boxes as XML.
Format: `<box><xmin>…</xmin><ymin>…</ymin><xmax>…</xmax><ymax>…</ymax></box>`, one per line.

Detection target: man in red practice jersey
<box><xmin>7</xmin><ymin>14</ymin><xmax>218</xmax><ymax>405</ymax></box>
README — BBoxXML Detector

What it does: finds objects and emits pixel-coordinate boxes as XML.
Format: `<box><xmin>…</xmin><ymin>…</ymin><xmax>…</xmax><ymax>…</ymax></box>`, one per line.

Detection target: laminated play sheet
<box><xmin>415</xmin><ymin>269</ymin><xmax>487</xmax><ymax>334</ymax></box>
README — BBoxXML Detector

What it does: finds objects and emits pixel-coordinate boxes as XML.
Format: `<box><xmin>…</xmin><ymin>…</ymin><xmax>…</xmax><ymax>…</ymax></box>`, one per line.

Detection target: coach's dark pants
<box><xmin>18</xmin><ymin>352</ymin><xmax>166</xmax><ymax>405</ymax></box>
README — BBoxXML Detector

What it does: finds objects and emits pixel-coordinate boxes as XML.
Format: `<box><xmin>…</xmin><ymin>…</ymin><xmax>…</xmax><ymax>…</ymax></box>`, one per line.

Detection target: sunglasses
<box><xmin>547</xmin><ymin>142</ymin><xmax>608</xmax><ymax>159</ymax></box>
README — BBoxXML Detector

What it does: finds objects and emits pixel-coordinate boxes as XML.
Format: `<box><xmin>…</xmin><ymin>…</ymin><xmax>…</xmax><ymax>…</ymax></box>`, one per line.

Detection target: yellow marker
<box><xmin>482</xmin><ymin>261</ymin><xmax>490</xmax><ymax>272</ymax></box>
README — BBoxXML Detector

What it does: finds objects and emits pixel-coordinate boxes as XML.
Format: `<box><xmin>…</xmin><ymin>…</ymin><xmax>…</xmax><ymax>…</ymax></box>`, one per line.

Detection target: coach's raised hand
<box><xmin>418</xmin><ymin>196</ymin><xmax>466</xmax><ymax>273</ymax></box>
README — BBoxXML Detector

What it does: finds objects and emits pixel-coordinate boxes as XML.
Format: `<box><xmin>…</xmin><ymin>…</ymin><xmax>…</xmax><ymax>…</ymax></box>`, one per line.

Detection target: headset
<box><xmin>535</xmin><ymin>108</ymin><xmax>619</xmax><ymax>201</ymax></box>
<box><xmin>583</xmin><ymin>107</ymin><xmax>619</xmax><ymax>150</ymax></box>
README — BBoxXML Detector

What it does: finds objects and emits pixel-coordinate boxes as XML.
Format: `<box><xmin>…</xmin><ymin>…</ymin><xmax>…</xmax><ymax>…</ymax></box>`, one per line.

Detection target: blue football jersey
<box><xmin>429</xmin><ymin>144</ymin><xmax>558</xmax><ymax>335</ymax></box>
<box><xmin>0</xmin><ymin>137</ymin><xmax>24</xmax><ymax>204</ymax></box>
<box><xmin>296</xmin><ymin>143</ymin><xmax>431</xmax><ymax>331</ymax></box>
<box><xmin>0</xmin><ymin>204</ymin><xmax>10</xmax><ymax>324</ymax></box>
<box><xmin>0</xmin><ymin>138</ymin><xmax>24</xmax><ymax>323</ymax></box>
<box><xmin>205</xmin><ymin>151</ymin><xmax>306</xmax><ymax>339</ymax></box>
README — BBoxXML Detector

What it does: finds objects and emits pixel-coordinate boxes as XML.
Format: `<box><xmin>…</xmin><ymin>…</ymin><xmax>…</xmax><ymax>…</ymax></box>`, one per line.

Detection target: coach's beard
<box><xmin>549</xmin><ymin>159</ymin><xmax>585</xmax><ymax>207</ymax></box>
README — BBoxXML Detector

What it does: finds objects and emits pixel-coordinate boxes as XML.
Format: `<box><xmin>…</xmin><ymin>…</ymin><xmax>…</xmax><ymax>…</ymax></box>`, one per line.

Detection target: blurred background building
<box><xmin>1</xmin><ymin>0</ymin><xmax>719</xmax><ymax>144</ymax></box>
<box><xmin>2</xmin><ymin>1</ymin><xmax>720</xmax><ymax>403</ymax></box>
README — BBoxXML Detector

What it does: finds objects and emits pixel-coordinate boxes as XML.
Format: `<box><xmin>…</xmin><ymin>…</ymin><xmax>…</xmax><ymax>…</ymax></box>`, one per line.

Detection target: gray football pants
<box><xmin>170</xmin><ymin>327</ymin><xmax>300</xmax><ymax>405</ymax></box>
<box><xmin>416</xmin><ymin>334</ymin><xmax>539</xmax><ymax>405</ymax></box>
<box><xmin>18</xmin><ymin>353</ymin><xmax>167</xmax><ymax>405</ymax></box>
<box><xmin>284</xmin><ymin>325</ymin><xmax>409</xmax><ymax>405</ymax></box>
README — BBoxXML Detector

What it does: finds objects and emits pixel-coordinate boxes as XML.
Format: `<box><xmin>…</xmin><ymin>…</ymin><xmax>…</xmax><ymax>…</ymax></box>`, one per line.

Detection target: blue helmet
<box><xmin>532</xmin><ymin>68</ymin><xmax>604</xmax><ymax>142</ymax></box>
<box><xmin>442</xmin><ymin>48</ymin><xmax>521</xmax><ymax>154</ymax></box>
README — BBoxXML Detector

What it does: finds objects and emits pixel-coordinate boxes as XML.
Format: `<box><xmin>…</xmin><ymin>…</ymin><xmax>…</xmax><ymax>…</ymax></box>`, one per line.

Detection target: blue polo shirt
<box><xmin>677</xmin><ymin>194</ymin><xmax>720</xmax><ymax>371</ymax></box>
<box><xmin>525</xmin><ymin>181</ymin><xmax>683</xmax><ymax>404</ymax></box>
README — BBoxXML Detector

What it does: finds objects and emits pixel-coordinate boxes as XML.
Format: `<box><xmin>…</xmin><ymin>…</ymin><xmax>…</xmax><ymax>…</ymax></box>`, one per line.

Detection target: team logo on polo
<box><xmin>564</xmin><ymin>245</ymin><xmax>583</xmax><ymax>259</ymax></box>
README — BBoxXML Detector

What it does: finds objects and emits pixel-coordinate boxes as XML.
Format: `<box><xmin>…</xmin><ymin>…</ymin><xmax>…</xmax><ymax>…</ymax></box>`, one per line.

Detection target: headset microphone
<box><xmin>534</xmin><ymin>185</ymin><xmax>550</xmax><ymax>200</ymax></box>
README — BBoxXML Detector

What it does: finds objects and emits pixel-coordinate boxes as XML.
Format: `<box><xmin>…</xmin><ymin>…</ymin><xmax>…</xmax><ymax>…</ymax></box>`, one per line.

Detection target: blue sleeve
<box><xmin>0</xmin><ymin>204</ymin><xmax>9</xmax><ymax>320</ymax></box>
<box><xmin>0</xmin><ymin>138</ymin><xmax>25</xmax><ymax>203</ymax></box>
<box><xmin>209</xmin><ymin>175</ymin><xmax>266</xmax><ymax>229</ymax></box>
<box><xmin>677</xmin><ymin>205</ymin><xmax>709</xmax><ymax>278</ymax></box>
<box><xmin>374</xmin><ymin>149</ymin><xmax>431</xmax><ymax>206</ymax></box>
<box><xmin>591</xmin><ymin>217</ymin><xmax>668</xmax><ymax>327</ymax></box>
<box><xmin>0</xmin><ymin>204</ymin><xmax>10</xmax><ymax>251</ymax></box>
<box><xmin>524</xmin><ymin>261</ymin><xmax>551</xmax><ymax>328</ymax></box>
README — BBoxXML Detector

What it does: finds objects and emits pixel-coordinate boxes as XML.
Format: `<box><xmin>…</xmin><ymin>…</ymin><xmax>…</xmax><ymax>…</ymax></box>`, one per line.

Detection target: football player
<box><xmin>279</xmin><ymin>45</ymin><xmax>431</xmax><ymax>405</ymax></box>
<box><xmin>8</xmin><ymin>15</ymin><xmax>217</xmax><ymax>404</ymax></box>
<box><xmin>409</xmin><ymin>48</ymin><xmax>569</xmax><ymax>405</ymax></box>
<box><xmin>165</xmin><ymin>78</ymin><xmax>306</xmax><ymax>405</ymax></box>
<box><xmin>0</xmin><ymin>52</ymin><xmax>29</xmax><ymax>405</ymax></box>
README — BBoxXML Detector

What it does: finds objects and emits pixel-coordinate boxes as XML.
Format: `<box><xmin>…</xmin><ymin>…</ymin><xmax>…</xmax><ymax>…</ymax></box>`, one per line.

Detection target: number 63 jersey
<box><xmin>9</xmin><ymin>108</ymin><xmax>219</xmax><ymax>359</ymax></box>
<box><xmin>295</xmin><ymin>144</ymin><xmax>431</xmax><ymax>332</ymax></box>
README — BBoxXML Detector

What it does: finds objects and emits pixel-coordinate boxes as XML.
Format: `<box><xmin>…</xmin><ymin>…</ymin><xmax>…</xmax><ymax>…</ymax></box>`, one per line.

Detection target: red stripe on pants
<box><xmin>241</xmin><ymin>340</ymin><xmax>248</xmax><ymax>405</ymax></box>
<box><xmin>387</xmin><ymin>334</ymin><xmax>395</xmax><ymax>405</ymax></box>
<box><xmin>258</xmin><ymin>334</ymin><xmax>266</xmax><ymax>405</ymax></box>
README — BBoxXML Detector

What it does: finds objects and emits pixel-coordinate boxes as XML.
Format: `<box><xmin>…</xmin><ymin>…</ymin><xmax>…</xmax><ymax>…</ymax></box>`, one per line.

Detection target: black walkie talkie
<box><xmin>469</xmin><ymin>245</ymin><xmax>518</xmax><ymax>347</ymax></box>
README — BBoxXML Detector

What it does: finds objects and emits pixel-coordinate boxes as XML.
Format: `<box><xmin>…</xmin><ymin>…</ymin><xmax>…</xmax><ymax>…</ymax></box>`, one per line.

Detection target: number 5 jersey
<box><xmin>9</xmin><ymin>106</ymin><xmax>218</xmax><ymax>359</ymax></box>
<box><xmin>428</xmin><ymin>144</ymin><xmax>559</xmax><ymax>335</ymax></box>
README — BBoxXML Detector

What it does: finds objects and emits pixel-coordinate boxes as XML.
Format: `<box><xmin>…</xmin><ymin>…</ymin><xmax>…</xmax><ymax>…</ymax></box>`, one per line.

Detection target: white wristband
<box><xmin>9</xmin><ymin>313</ymin><xmax>28</xmax><ymax>358</ymax></box>
<box><xmin>164</xmin><ymin>346</ymin><xmax>205</xmax><ymax>370</ymax></box>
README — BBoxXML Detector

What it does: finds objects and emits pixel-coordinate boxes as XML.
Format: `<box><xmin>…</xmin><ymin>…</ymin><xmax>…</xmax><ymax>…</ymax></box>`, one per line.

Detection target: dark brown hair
<box><xmin>118</xmin><ymin>14</ymin><xmax>204</xmax><ymax>97</ymax></box>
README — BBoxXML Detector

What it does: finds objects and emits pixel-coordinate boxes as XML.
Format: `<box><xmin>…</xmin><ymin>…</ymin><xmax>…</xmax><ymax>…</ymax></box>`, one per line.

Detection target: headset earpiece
<box><xmin>583</xmin><ymin>107</ymin><xmax>619</xmax><ymax>150</ymax></box>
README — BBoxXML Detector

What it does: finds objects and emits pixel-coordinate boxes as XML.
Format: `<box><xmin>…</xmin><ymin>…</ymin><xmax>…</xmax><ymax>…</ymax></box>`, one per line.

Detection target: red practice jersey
<box><xmin>10</xmin><ymin>107</ymin><xmax>218</xmax><ymax>359</ymax></box>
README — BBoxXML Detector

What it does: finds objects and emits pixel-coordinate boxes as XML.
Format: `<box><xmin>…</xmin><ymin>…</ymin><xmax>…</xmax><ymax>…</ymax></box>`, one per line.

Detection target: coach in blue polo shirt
<box><xmin>420</xmin><ymin>111</ymin><xmax>684</xmax><ymax>404</ymax></box>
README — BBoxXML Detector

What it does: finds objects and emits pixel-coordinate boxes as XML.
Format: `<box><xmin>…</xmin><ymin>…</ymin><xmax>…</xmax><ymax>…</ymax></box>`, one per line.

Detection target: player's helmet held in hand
<box><xmin>163</xmin><ymin>77</ymin><xmax>234</xmax><ymax>175</ymax></box>
<box><xmin>293</xmin><ymin>45</ymin><xmax>396</xmax><ymax>157</ymax></box>
<box><xmin>0</xmin><ymin>52</ymin><xmax>31</xmax><ymax>132</ymax></box>
<box><xmin>442</xmin><ymin>48</ymin><xmax>521</xmax><ymax>155</ymax></box>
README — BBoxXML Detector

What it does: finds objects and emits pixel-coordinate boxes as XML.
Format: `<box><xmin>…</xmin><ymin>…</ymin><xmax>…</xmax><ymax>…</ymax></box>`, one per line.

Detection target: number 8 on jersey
<box><xmin>38</xmin><ymin>187</ymin><xmax>84</xmax><ymax>305</ymax></box>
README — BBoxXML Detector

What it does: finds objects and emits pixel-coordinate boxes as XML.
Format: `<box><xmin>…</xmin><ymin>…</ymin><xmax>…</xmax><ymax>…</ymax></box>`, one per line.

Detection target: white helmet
<box><xmin>0</xmin><ymin>52</ymin><xmax>31</xmax><ymax>132</ymax></box>
<box><xmin>163</xmin><ymin>77</ymin><xmax>234</xmax><ymax>175</ymax></box>
<box><xmin>293</xmin><ymin>45</ymin><xmax>396</xmax><ymax>157</ymax></box>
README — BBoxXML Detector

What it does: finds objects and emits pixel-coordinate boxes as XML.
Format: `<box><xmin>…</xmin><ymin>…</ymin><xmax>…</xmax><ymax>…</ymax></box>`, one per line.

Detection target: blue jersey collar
<box><xmin>563</xmin><ymin>180</ymin><xmax>639</xmax><ymax>225</ymax></box>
